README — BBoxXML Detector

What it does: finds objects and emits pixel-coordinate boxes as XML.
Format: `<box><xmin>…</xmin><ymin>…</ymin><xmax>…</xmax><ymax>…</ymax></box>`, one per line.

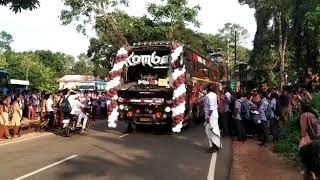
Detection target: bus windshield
<box><xmin>126</xmin><ymin>65</ymin><xmax>169</xmax><ymax>84</ymax></box>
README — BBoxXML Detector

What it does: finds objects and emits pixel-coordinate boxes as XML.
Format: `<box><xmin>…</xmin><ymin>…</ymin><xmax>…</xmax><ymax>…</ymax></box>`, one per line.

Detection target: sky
<box><xmin>0</xmin><ymin>0</ymin><xmax>256</xmax><ymax>58</ymax></box>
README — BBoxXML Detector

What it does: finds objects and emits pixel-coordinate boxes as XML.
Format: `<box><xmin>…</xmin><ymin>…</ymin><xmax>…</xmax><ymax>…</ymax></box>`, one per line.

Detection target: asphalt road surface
<box><xmin>0</xmin><ymin>121</ymin><xmax>232</xmax><ymax>180</ymax></box>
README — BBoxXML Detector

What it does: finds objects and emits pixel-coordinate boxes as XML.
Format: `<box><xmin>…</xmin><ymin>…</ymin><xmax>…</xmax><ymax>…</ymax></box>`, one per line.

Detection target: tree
<box><xmin>0</xmin><ymin>54</ymin><xmax>7</xmax><ymax>68</ymax></box>
<box><xmin>86</xmin><ymin>11</ymin><xmax>168</xmax><ymax>78</ymax></box>
<box><xmin>218</xmin><ymin>23</ymin><xmax>249</xmax><ymax>46</ymax></box>
<box><xmin>217</xmin><ymin>23</ymin><xmax>250</xmax><ymax>63</ymax></box>
<box><xmin>0</xmin><ymin>0</ymin><xmax>40</xmax><ymax>13</ymax></box>
<box><xmin>147</xmin><ymin>0</ymin><xmax>200</xmax><ymax>40</ymax></box>
<box><xmin>33</xmin><ymin>50</ymin><xmax>75</xmax><ymax>76</ymax></box>
<box><xmin>239</xmin><ymin>0</ymin><xmax>320</xmax><ymax>87</ymax></box>
<box><xmin>216</xmin><ymin>23</ymin><xmax>250</xmax><ymax>80</ymax></box>
<box><xmin>0</xmin><ymin>31</ymin><xmax>13</xmax><ymax>53</ymax></box>
<box><xmin>60</xmin><ymin>0</ymin><xmax>129</xmax><ymax>46</ymax></box>
<box><xmin>71</xmin><ymin>53</ymin><xmax>94</xmax><ymax>75</ymax></box>
<box><xmin>5</xmin><ymin>52</ymin><xmax>57</xmax><ymax>92</ymax></box>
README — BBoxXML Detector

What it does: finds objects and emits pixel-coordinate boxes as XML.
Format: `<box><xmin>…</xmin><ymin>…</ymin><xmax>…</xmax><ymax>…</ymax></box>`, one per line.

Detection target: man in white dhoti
<box><xmin>204</xmin><ymin>85</ymin><xmax>222</xmax><ymax>153</ymax></box>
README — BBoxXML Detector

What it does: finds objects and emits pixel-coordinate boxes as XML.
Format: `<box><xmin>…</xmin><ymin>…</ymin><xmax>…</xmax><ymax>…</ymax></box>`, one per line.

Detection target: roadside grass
<box><xmin>273</xmin><ymin>93</ymin><xmax>320</xmax><ymax>167</ymax></box>
<box><xmin>273</xmin><ymin>112</ymin><xmax>301</xmax><ymax>166</ymax></box>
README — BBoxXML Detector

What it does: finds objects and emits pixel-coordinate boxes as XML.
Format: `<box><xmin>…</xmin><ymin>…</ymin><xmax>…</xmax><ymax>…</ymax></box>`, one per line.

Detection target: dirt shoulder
<box><xmin>230</xmin><ymin>139</ymin><xmax>302</xmax><ymax>180</ymax></box>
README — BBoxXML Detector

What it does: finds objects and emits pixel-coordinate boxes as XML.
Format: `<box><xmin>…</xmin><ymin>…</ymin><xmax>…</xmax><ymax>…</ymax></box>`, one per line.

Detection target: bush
<box><xmin>311</xmin><ymin>93</ymin><xmax>320</xmax><ymax>113</ymax></box>
<box><xmin>273</xmin><ymin>112</ymin><xmax>301</xmax><ymax>166</ymax></box>
<box><xmin>273</xmin><ymin>93</ymin><xmax>320</xmax><ymax>166</ymax></box>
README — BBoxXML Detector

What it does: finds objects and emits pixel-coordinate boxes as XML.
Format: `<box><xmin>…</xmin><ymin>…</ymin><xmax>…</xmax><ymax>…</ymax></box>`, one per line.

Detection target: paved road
<box><xmin>0</xmin><ymin>121</ymin><xmax>232</xmax><ymax>180</ymax></box>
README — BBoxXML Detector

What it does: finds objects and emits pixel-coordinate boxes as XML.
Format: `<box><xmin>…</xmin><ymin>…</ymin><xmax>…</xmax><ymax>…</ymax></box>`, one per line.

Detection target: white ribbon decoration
<box><xmin>107</xmin><ymin>47</ymin><xmax>128</xmax><ymax>128</ymax></box>
<box><xmin>172</xmin><ymin>122</ymin><xmax>183</xmax><ymax>133</ymax></box>
<box><xmin>171</xmin><ymin>45</ymin><xmax>186</xmax><ymax>133</ymax></box>
<box><xmin>172</xmin><ymin>68</ymin><xmax>186</xmax><ymax>80</ymax></box>
<box><xmin>172</xmin><ymin>102</ymin><xmax>186</xmax><ymax>116</ymax></box>
<box><xmin>173</xmin><ymin>84</ymin><xmax>186</xmax><ymax>99</ymax></box>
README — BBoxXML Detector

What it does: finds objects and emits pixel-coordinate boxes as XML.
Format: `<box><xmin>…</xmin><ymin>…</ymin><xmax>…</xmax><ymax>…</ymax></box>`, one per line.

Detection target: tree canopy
<box><xmin>0</xmin><ymin>0</ymin><xmax>40</xmax><ymax>13</ymax></box>
<box><xmin>0</xmin><ymin>31</ymin><xmax>13</xmax><ymax>53</ymax></box>
<box><xmin>60</xmin><ymin>0</ymin><xmax>250</xmax><ymax>79</ymax></box>
<box><xmin>147</xmin><ymin>0</ymin><xmax>201</xmax><ymax>40</ymax></box>
<box><xmin>239</xmin><ymin>0</ymin><xmax>320</xmax><ymax>87</ymax></box>
<box><xmin>0</xmin><ymin>31</ymin><xmax>95</xmax><ymax>92</ymax></box>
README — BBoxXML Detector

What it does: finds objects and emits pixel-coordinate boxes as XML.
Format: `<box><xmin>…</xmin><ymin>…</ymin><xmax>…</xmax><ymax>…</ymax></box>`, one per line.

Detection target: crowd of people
<box><xmin>217</xmin><ymin>86</ymin><xmax>314</xmax><ymax>146</ymax></box>
<box><xmin>0</xmin><ymin>90</ymin><xmax>108</xmax><ymax>140</ymax></box>
<box><xmin>1</xmin><ymin>82</ymin><xmax>319</xmax><ymax>178</ymax></box>
<box><xmin>204</xmin><ymin>84</ymin><xmax>320</xmax><ymax>179</ymax></box>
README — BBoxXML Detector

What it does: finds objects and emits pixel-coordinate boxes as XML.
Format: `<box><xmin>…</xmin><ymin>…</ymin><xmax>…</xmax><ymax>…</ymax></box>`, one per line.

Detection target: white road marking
<box><xmin>0</xmin><ymin>133</ymin><xmax>52</xmax><ymax>147</ymax></box>
<box><xmin>207</xmin><ymin>152</ymin><xmax>217</xmax><ymax>180</ymax></box>
<box><xmin>119</xmin><ymin>134</ymin><xmax>129</xmax><ymax>138</ymax></box>
<box><xmin>14</xmin><ymin>155</ymin><xmax>79</xmax><ymax>180</ymax></box>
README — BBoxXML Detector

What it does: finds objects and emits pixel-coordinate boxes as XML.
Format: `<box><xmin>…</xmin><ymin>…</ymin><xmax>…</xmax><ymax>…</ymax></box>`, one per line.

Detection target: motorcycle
<box><xmin>62</xmin><ymin>105</ymin><xmax>92</xmax><ymax>137</ymax></box>
<box><xmin>39</xmin><ymin>113</ymin><xmax>50</xmax><ymax>132</ymax></box>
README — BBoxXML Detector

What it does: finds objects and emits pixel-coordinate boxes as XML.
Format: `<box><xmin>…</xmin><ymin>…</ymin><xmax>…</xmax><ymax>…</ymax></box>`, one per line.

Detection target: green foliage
<box><xmin>311</xmin><ymin>93</ymin><xmax>320</xmax><ymax>113</ymax></box>
<box><xmin>274</xmin><ymin>93</ymin><xmax>320</xmax><ymax>167</ymax></box>
<box><xmin>147</xmin><ymin>0</ymin><xmax>200</xmax><ymax>40</ymax></box>
<box><xmin>0</xmin><ymin>0</ymin><xmax>40</xmax><ymax>13</ymax></box>
<box><xmin>60</xmin><ymin>0</ymin><xmax>129</xmax><ymax>45</ymax></box>
<box><xmin>61</xmin><ymin>0</ymin><xmax>248</xmax><ymax>79</ymax></box>
<box><xmin>0</xmin><ymin>31</ymin><xmax>13</xmax><ymax>53</ymax></box>
<box><xmin>4</xmin><ymin>52</ymin><xmax>57</xmax><ymax>92</ymax></box>
<box><xmin>305</xmin><ymin>1</ymin><xmax>320</xmax><ymax>31</ymax></box>
<box><xmin>239</xmin><ymin>0</ymin><xmax>320</xmax><ymax>86</ymax></box>
<box><xmin>217</xmin><ymin>23</ymin><xmax>249</xmax><ymax>46</ymax></box>
<box><xmin>0</xmin><ymin>54</ymin><xmax>7</xmax><ymax>68</ymax></box>
<box><xmin>0</xmin><ymin>41</ymin><xmax>84</xmax><ymax>92</ymax></box>
<box><xmin>33</xmin><ymin>50</ymin><xmax>75</xmax><ymax>76</ymax></box>
<box><xmin>273</xmin><ymin>112</ymin><xmax>302</xmax><ymax>166</ymax></box>
<box><xmin>71</xmin><ymin>54</ymin><xmax>94</xmax><ymax>76</ymax></box>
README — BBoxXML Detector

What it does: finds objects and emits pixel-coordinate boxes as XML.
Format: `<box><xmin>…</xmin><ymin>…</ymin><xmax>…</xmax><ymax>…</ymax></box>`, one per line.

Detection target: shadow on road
<box><xmin>54</xmin><ymin>123</ymin><xmax>212</xmax><ymax>180</ymax></box>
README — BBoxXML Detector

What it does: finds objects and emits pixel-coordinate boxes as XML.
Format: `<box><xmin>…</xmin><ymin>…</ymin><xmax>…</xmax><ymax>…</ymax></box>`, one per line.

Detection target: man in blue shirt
<box><xmin>234</xmin><ymin>92</ymin><xmax>246</xmax><ymax>144</ymax></box>
<box><xmin>258</xmin><ymin>91</ymin><xmax>269</xmax><ymax>146</ymax></box>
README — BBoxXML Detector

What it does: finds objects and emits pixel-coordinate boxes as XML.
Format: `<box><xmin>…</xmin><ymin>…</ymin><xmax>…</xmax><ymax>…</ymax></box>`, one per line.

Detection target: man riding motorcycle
<box><xmin>69</xmin><ymin>93</ymin><xmax>88</xmax><ymax>133</ymax></box>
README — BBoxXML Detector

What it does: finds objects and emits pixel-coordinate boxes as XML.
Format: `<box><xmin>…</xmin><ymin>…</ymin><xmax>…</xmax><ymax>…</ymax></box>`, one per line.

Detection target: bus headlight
<box><xmin>119</xmin><ymin>105</ymin><xmax>124</xmax><ymax>110</ymax></box>
<box><xmin>165</xmin><ymin>107</ymin><xmax>171</xmax><ymax>113</ymax></box>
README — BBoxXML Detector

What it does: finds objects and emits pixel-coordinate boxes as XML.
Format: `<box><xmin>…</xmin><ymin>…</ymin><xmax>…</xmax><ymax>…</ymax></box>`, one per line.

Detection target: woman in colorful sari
<box><xmin>0</xmin><ymin>97</ymin><xmax>11</xmax><ymax>139</ymax></box>
<box><xmin>11</xmin><ymin>98</ymin><xmax>22</xmax><ymax>137</ymax></box>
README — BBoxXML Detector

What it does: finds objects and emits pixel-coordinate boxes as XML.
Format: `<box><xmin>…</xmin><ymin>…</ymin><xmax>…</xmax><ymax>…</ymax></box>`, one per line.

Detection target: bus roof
<box><xmin>0</xmin><ymin>70</ymin><xmax>9</xmax><ymax>74</ymax></box>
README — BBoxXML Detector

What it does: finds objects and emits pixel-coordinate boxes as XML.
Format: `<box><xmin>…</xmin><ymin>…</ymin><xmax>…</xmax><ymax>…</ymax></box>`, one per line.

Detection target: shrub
<box><xmin>273</xmin><ymin>112</ymin><xmax>301</xmax><ymax>166</ymax></box>
<box><xmin>273</xmin><ymin>93</ymin><xmax>320</xmax><ymax>166</ymax></box>
<box><xmin>311</xmin><ymin>93</ymin><xmax>320</xmax><ymax>113</ymax></box>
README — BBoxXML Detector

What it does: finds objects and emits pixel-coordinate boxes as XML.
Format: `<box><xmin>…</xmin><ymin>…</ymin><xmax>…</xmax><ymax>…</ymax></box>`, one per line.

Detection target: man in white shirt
<box><xmin>46</xmin><ymin>94</ymin><xmax>55</xmax><ymax>128</ymax></box>
<box><xmin>69</xmin><ymin>93</ymin><xmax>88</xmax><ymax>132</ymax></box>
<box><xmin>204</xmin><ymin>84</ymin><xmax>221</xmax><ymax>153</ymax></box>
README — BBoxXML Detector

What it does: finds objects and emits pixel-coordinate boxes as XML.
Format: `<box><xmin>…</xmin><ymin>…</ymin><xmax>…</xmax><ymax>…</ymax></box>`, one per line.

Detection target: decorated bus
<box><xmin>106</xmin><ymin>42</ymin><xmax>220</xmax><ymax>133</ymax></box>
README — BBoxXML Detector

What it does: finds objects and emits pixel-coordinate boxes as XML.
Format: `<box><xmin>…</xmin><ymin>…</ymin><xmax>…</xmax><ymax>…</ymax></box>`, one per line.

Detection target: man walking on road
<box><xmin>204</xmin><ymin>85</ymin><xmax>221</xmax><ymax>153</ymax></box>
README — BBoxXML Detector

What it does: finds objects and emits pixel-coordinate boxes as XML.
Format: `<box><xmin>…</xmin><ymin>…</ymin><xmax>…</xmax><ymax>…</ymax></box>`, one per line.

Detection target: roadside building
<box><xmin>10</xmin><ymin>79</ymin><xmax>30</xmax><ymax>93</ymax></box>
<box><xmin>58</xmin><ymin>75</ymin><xmax>96</xmax><ymax>90</ymax></box>
<box><xmin>58</xmin><ymin>75</ymin><xmax>107</xmax><ymax>92</ymax></box>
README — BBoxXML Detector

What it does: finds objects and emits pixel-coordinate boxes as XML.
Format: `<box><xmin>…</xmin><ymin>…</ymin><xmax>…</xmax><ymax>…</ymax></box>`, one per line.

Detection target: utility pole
<box><xmin>26</xmin><ymin>67</ymin><xmax>29</xmax><ymax>90</ymax></box>
<box><xmin>226</xmin><ymin>43</ymin><xmax>230</xmax><ymax>82</ymax></box>
<box><xmin>234</xmin><ymin>31</ymin><xmax>237</xmax><ymax>66</ymax></box>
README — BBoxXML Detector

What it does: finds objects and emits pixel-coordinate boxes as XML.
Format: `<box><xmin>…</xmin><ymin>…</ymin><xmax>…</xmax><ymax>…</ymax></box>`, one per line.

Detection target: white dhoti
<box><xmin>205</xmin><ymin>110</ymin><xmax>222</xmax><ymax>149</ymax></box>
